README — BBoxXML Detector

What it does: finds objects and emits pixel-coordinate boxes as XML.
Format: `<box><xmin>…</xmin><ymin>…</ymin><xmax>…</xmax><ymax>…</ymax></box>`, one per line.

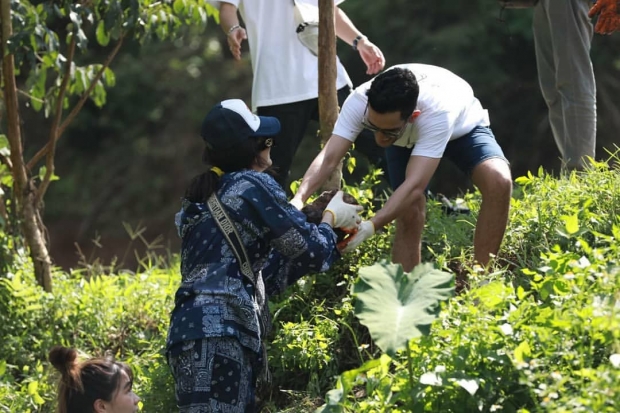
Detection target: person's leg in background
<box><xmin>533</xmin><ymin>0</ymin><xmax>596</xmax><ymax>171</ymax></box>
<box><xmin>258</xmin><ymin>100</ymin><xmax>315</xmax><ymax>191</ymax></box>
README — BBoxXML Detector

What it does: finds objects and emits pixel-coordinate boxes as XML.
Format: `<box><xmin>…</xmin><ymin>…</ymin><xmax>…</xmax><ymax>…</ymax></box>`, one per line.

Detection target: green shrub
<box><xmin>316</xmin><ymin>159</ymin><xmax>620</xmax><ymax>412</ymax></box>
<box><xmin>0</xmin><ymin>264</ymin><xmax>180</xmax><ymax>412</ymax></box>
<box><xmin>3</xmin><ymin>159</ymin><xmax>620</xmax><ymax>413</ymax></box>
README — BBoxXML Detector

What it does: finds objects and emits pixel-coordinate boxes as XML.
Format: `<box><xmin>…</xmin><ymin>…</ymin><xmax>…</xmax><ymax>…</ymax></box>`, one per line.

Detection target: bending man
<box><xmin>291</xmin><ymin>64</ymin><xmax>513</xmax><ymax>270</ymax></box>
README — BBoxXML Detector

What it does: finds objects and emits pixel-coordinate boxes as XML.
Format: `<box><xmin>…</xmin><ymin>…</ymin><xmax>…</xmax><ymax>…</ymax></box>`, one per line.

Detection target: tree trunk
<box><xmin>1</xmin><ymin>0</ymin><xmax>52</xmax><ymax>291</ymax></box>
<box><xmin>22</xmin><ymin>187</ymin><xmax>52</xmax><ymax>291</ymax></box>
<box><xmin>318</xmin><ymin>0</ymin><xmax>342</xmax><ymax>191</ymax></box>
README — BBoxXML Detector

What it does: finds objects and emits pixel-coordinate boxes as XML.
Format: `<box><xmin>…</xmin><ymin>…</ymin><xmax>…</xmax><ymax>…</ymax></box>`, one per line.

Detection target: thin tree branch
<box><xmin>1</xmin><ymin>0</ymin><xmax>28</xmax><ymax>208</ymax></box>
<box><xmin>35</xmin><ymin>35</ymin><xmax>76</xmax><ymax>206</ymax></box>
<box><xmin>27</xmin><ymin>36</ymin><xmax>125</xmax><ymax>171</ymax></box>
<box><xmin>17</xmin><ymin>88</ymin><xmax>45</xmax><ymax>102</ymax></box>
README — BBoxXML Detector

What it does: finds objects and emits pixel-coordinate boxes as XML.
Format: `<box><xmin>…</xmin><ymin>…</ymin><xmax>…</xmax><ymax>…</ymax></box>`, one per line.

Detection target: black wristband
<box><xmin>352</xmin><ymin>35</ymin><xmax>365</xmax><ymax>51</ymax></box>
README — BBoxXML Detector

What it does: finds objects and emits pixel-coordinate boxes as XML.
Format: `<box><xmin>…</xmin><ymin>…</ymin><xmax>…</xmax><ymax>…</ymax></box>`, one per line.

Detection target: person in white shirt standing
<box><xmin>213</xmin><ymin>0</ymin><xmax>385</xmax><ymax>189</ymax></box>
<box><xmin>291</xmin><ymin>64</ymin><xmax>513</xmax><ymax>271</ymax></box>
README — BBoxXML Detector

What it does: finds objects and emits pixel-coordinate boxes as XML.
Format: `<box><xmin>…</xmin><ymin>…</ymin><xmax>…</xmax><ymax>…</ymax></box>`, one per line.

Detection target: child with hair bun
<box><xmin>48</xmin><ymin>346</ymin><xmax>140</xmax><ymax>413</ymax></box>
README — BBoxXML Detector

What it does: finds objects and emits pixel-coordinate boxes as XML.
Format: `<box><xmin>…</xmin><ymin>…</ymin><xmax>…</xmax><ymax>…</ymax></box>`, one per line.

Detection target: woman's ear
<box><xmin>94</xmin><ymin>399</ymin><xmax>107</xmax><ymax>413</ymax></box>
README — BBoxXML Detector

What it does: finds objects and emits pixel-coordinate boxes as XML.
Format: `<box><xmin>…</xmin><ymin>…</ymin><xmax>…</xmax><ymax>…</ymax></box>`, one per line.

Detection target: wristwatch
<box><xmin>352</xmin><ymin>35</ymin><xmax>366</xmax><ymax>51</ymax></box>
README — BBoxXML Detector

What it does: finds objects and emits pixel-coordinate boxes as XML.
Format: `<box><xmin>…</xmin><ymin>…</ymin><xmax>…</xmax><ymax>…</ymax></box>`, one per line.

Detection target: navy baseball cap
<box><xmin>200</xmin><ymin>99</ymin><xmax>281</xmax><ymax>149</ymax></box>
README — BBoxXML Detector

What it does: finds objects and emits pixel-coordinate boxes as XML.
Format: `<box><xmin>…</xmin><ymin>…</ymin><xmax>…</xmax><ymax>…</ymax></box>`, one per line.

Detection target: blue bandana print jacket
<box><xmin>166</xmin><ymin>170</ymin><xmax>340</xmax><ymax>356</ymax></box>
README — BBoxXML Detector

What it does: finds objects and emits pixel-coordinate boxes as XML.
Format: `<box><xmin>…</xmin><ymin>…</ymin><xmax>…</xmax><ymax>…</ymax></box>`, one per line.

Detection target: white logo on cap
<box><xmin>220</xmin><ymin>99</ymin><xmax>261</xmax><ymax>132</ymax></box>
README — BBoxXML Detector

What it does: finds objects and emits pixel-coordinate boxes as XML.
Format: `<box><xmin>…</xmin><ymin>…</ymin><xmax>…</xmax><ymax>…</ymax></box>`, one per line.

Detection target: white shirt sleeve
<box><xmin>332</xmin><ymin>91</ymin><xmax>366</xmax><ymax>142</ymax></box>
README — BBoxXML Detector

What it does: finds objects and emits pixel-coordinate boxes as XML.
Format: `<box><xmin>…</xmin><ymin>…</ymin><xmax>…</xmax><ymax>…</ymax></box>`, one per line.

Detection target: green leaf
<box><xmin>96</xmin><ymin>20</ymin><xmax>110</xmax><ymax>46</ymax></box>
<box><xmin>27</xmin><ymin>380</ymin><xmax>38</xmax><ymax>395</ymax></box>
<box><xmin>352</xmin><ymin>261</ymin><xmax>454</xmax><ymax>357</ymax></box>
<box><xmin>38</xmin><ymin>166</ymin><xmax>60</xmax><ymax>182</ymax></box>
<box><xmin>315</xmin><ymin>388</ymin><xmax>344</xmax><ymax>413</ymax></box>
<box><xmin>173</xmin><ymin>0</ymin><xmax>185</xmax><ymax>14</ymax></box>
<box><xmin>513</xmin><ymin>341</ymin><xmax>531</xmax><ymax>364</ymax></box>
<box><xmin>30</xmin><ymin>68</ymin><xmax>47</xmax><ymax>112</ymax></box>
<box><xmin>563</xmin><ymin>214</ymin><xmax>580</xmax><ymax>235</ymax></box>
<box><xmin>0</xmin><ymin>135</ymin><xmax>10</xmax><ymax>157</ymax></box>
<box><xmin>103</xmin><ymin>67</ymin><xmax>116</xmax><ymax>87</ymax></box>
<box><xmin>472</xmin><ymin>281</ymin><xmax>511</xmax><ymax>309</ymax></box>
<box><xmin>33</xmin><ymin>393</ymin><xmax>45</xmax><ymax>405</ymax></box>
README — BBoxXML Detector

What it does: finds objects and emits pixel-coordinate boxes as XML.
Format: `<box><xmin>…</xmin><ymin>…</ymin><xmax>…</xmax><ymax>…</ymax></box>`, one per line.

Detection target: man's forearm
<box><xmin>370</xmin><ymin>187</ymin><xmax>426</xmax><ymax>230</ymax></box>
<box><xmin>295</xmin><ymin>135</ymin><xmax>352</xmax><ymax>204</ymax></box>
<box><xmin>296</xmin><ymin>150</ymin><xmax>335</xmax><ymax>203</ymax></box>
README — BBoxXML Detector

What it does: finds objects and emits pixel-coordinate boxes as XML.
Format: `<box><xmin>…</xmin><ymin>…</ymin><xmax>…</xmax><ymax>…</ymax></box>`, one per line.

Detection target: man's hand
<box><xmin>322</xmin><ymin>191</ymin><xmax>363</xmax><ymax>231</ymax></box>
<box><xmin>227</xmin><ymin>26</ymin><xmax>247</xmax><ymax>60</ymax></box>
<box><xmin>341</xmin><ymin>220</ymin><xmax>375</xmax><ymax>253</ymax></box>
<box><xmin>589</xmin><ymin>0</ymin><xmax>620</xmax><ymax>35</ymax></box>
<box><xmin>357</xmin><ymin>38</ymin><xmax>386</xmax><ymax>75</ymax></box>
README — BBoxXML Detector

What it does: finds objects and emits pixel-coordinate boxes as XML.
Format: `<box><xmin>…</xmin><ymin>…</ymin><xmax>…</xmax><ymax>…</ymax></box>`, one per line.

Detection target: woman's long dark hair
<box><xmin>49</xmin><ymin>346</ymin><xmax>133</xmax><ymax>413</ymax></box>
<box><xmin>185</xmin><ymin>136</ymin><xmax>273</xmax><ymax>203</ymax></box>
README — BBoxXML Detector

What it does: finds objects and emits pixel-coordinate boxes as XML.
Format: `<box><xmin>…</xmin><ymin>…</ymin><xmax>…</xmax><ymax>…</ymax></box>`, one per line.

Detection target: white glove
<box><xmin>342</xmin><ymin>220</ymin><xmax>375</xmax><ymax>253</ymax></box>
<box><xmin>323</xmin><ymin>191</ymin><xmax>363</xmax><ymax>231</ymax></box>
<box><xmin>290</xmin><ymin>196</ymin><xmax>304</xmax><ymax>211</ymax></box>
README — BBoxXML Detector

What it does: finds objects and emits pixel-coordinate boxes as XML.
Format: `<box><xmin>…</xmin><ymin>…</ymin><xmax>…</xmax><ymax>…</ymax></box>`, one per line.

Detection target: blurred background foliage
<box><xmin>17</xmin><ymin>0</ymin><xmax>619</xmax><ymax>269</ymax></box>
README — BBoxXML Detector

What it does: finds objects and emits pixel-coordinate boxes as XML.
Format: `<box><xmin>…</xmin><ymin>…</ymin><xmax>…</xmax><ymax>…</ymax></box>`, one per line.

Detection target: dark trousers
<box><xmin>168</xmin><ymin>338</ymin><xmax>259</xmax><ymax>413</ymax></box>
<box><xmin>257</xmin><ymin>87</ymin><xmax>387</xmax><ymax>190</ymax></box>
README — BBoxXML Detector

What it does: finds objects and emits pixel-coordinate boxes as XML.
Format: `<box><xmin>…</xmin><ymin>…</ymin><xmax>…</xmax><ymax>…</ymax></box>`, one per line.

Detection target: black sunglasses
<box><xmin>361</xmin><ymin>105</ymin><xmax>407</xmax><ymax>140</ymax></box>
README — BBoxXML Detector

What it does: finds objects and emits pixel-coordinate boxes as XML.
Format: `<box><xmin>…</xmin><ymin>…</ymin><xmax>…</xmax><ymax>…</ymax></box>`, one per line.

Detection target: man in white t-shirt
<box><xmin>213</xmin><ymin>0</ymin><xmax>385</xmax><ymax>189</ymax></box>
<box><xmin>291</xmin><ymin>64</ymin><xmax>513</xmax><ymax>270</ymax></box>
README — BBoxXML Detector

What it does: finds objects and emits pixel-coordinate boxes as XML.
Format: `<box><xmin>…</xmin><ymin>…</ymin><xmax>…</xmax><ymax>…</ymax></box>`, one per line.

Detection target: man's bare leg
<box><xmin>471</xmin><ymin>158</ymin><xmax>512</xmax><ymax>266</ymax></box>
<box><xmin>391</xmin><ymin>194</ymin><xmax>426</xmax><ymax>272</ymax></box>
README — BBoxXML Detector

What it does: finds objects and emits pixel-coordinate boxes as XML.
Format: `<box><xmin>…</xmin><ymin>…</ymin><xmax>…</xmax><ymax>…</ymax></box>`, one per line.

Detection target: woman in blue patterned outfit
<box><xmin>167</xmin><ymin>99</ymin><xmax>363</xmax><ymax>413</ymax></box>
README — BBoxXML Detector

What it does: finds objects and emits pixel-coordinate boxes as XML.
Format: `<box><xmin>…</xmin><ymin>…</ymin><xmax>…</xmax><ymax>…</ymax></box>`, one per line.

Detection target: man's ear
<box><xmin>94</xmin><ymin>399</ymin><xmax>107</xmax><ymax>413</ymax></box>
<box><xmin>407</xmin><ymin>110</ymin><xmax>421</xmax><ymax>123</ymax></box>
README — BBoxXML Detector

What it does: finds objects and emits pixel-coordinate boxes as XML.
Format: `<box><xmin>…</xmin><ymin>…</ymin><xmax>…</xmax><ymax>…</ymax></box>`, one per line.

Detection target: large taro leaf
<box><xmin>352</xmin><ymin>260</ymin><xmax>454</xmax><ymax>357</ymax></box>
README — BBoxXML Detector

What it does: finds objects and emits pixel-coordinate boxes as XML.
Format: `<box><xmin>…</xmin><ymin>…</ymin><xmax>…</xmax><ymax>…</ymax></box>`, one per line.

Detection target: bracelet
<box><xmin>352</xmin><ymin>35</ymin><xmax>366</xmax><ymax>51</ymax></box>
<box><xmin>227</xmin><ymin>24</ymin><xmax>241</xmax><ymax>35</ymax></box>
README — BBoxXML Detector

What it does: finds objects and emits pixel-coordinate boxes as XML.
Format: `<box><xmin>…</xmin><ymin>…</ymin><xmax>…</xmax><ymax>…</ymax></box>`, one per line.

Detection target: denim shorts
<box><xmin>385</xmin><ymin>126</ymin><xmax>508</xmax><ymax>189</ymax></box>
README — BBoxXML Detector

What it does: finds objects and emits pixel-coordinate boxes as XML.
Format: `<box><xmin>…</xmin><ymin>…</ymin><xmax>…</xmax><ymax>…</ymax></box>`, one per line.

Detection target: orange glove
<box><xmin>336</xmin><ymin>227</ymin><xmax>358</xmax><ymax>250</ymax></box>
<box><xmin>589</xmin><ymin>0</ymin><xmax>620</xmax><ymax>35</ymax></box>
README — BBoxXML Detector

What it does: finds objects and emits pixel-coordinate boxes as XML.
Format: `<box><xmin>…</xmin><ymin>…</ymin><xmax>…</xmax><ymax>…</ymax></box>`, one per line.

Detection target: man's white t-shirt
<box><xmin>333</xmin><ymin>64</ymin><xmax>491</xmax><ymax>158</ymax></box>
<box><xmin>214</xmin><ymin>0</ymin><xmax>352</xmax><ymax>111</ymax></box>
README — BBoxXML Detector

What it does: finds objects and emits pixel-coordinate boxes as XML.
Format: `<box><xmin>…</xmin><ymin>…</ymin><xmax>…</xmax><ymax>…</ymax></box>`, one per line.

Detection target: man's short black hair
<box><xmin>366</xmin><ymin>67</ymin><xmax>419</xmax><ymax>120</ymax></box>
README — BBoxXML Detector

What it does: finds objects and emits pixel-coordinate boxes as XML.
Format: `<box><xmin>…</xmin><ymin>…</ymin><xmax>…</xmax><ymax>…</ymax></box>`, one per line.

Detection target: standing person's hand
<box><xmin>356</xmin><ymin>37</ymin><xmax>385</xmax><ymax>75</ymax></box>
<box><xmin>322</xmin><ymin>191</ymin><xmax>363</xmax><ymax>232</ymax></box>
<box><xmin>227</xmin><ymin>26</ymin><xmax>247</xmax><ymax>60</ymax></box>
<box><xmin>589</xmin><ymin>0</ymin><xmax>620</xmax><ymax>35</ymax></box>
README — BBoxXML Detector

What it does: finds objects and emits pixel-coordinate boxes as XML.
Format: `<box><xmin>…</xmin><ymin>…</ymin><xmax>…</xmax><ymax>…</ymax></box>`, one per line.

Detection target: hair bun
<box><xmin>49</xmin><ymin>346</ymin><xmax>78</xmax><ymax>377</ymax></box>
